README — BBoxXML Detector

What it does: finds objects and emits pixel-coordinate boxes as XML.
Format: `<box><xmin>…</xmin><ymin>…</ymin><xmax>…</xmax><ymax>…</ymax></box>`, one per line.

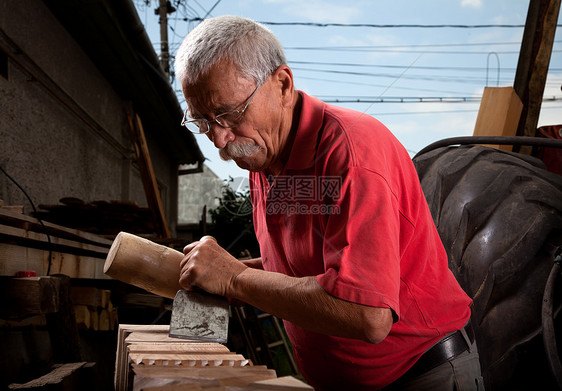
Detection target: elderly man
<box><xmin>174</xmin><ymin>15</ymin><xmax>483</xmax><ymax>390</ymax></box>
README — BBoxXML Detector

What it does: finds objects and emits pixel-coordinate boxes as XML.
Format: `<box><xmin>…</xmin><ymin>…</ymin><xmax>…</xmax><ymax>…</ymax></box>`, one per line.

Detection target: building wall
<box><xmin>0</xmin><ymin>0</ymin><xmax>178</xmax><ymax>232</ymax></box>
<box><xmin>178</xmin><ymin>164</ymin><xmax>223</xmax><ymax>225</ymax></box>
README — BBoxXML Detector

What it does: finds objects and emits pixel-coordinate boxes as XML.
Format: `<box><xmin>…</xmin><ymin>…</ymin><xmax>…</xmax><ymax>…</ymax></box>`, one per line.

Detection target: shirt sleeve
<box><xmin>316</xmin><ymin>166</ymin><xmax>402</xmax><ymax>318</ymax></box>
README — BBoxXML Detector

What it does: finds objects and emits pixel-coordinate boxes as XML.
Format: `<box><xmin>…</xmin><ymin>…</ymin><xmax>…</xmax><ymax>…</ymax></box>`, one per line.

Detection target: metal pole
<box><xmin>158</xmin><ymin>0</ymin><xmax>170</xmax><ymax>77</ymax></box>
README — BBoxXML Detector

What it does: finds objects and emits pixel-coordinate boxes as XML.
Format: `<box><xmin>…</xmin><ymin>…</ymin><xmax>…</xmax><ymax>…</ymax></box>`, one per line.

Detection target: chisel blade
<box><xmin>169</xmin><ymin>290</ymin><xmax>229</xmax><ymax>343</ymax></box>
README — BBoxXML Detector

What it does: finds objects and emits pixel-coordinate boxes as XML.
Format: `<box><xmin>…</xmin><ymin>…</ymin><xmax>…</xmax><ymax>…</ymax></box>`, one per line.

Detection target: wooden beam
<box><xmin>473</xmin><ymin>87</ymin><xmax>524</xmax><ymax>151</ymax></box>
<box><xmin>0</xmin><ymin>242</ymin><xmax>109</xmax><ymax>279</ymax></box>
<box><xmin>0</xmin><ymin>224</ymin><xmax>109</xmax><ymax>257</ymax></box>
<box><xmin>7</xmin><ymin>362</ymin><xmax>94</xmax><ymax>390</ymax></box>
<box><xmin>132</xmin><ymin>365</ymin><xmax>277</xmax><ymax>390</ymax></box>
<box><xmin>128</xmin><ymin>352</ymin><xmax>249</xmax><ymax>367</ymax></box>
<box><xmin>514</xmin><ymin>0</ymin><xmax>561</xmax><ymax>142</ymax></box>
<box><xmin>126</xmin><ymin>108</ymin><xmax>171</xmax><ymax>239</ymax></box>
<box><xmin>114</xmin><ymin>324</ymin><xmax>310</xmax><ymax>391</ymax></box>
<box><xmin>0</xmin><ymin>208</ymin><xmax>113</xmax><ymax>248</ymax></box>
<box><xmin>45</xmin><ymin>275</ymin><xmax>82</xmax><ymax>363</ymax></box>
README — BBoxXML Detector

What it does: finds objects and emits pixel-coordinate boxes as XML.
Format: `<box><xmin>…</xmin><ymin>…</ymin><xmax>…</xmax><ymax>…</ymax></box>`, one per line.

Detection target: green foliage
<box><xmin>208</xmin><ymin>178</ymin><xmax>260</xmax><ymax>258</ymax></box>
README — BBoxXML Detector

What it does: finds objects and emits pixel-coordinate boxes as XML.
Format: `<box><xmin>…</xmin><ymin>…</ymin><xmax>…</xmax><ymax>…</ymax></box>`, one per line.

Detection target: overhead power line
<box><xmin>291</xmin><ymin>67</ymin><xmax>514</xmax><ymax>84</ymax></box>
<box><xmin>202</xmin><ymin>0</ymin><xmax>222</xmax><ymax>19</ymax></box>
<box><xmin>290</xmin><ymin>60</ymin><xmax>519</xmax><ymax>72</ymax></box>
<box><xmin>323</xmin><ymin>96</ymin><xmax>482</xmax><ymax>103</ymax></box>
<box><xmin>370</xmin><ymin>104</ymin><xmax>561</xmax><ymax>117</ymax></box>
<box><xmin>297</xmin><ymin>76</ymin><xmax>476</xmax><ymax>95</ymax></box>
<box><xmin>176</xmin><ymin>18</ymin><xmax>562</xmax><ymax>29</ymax></box>
<box><xmin>321</xmin><ymin>95</ymin><xmax>562</xmax><ymax>104</ymax></box>
<box><xmin>167</xmin><ymin>40</ymin><xmax>561</xmax><ymax>52</ymax></box>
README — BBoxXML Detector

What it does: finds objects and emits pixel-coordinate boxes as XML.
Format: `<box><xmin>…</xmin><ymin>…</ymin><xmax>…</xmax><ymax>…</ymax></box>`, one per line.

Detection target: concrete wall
<box><xmin>0</xmin><ymin>0</ymin><xmax>179</xmax><ymax>232</ymax></box>
<box><xmin>178</xmin><ymin>164</ymin><xmax>223</xmax><ymax>225</ymax></box>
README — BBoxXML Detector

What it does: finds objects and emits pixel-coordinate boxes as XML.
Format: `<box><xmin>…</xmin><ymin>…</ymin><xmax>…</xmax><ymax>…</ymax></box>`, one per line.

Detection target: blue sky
<box><xmin>135</xmin><ymin>0</ymin><xmax>561</xmax><ymax>182</ymax></box>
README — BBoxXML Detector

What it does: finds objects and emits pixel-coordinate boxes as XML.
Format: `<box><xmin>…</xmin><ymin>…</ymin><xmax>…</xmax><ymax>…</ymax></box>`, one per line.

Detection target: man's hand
<box><xmin>179</xmin><ymin>236</ymin><xmax>247</xmax><ymax>297</ymax></box>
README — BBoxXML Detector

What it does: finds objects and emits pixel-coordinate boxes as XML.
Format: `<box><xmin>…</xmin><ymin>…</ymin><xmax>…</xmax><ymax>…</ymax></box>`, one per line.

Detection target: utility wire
<box><xmin>296</xmin><ymin>76</ymin><xmax>474</xmax><ymax>95</ymax></box>
<box><xmin>290</xmin><ymin>60</ymin><xmax>517</xmax><ymax>72</ymax></box>
<box><xmin>321</xmin><ymin>97</ymin><xmax>482</xmax><ymax>103</ymax></box>
<box><xmin>370</xmin><ymin>103</ymin><xmax>561</xmax><ymax>117</ymax></box>
<box><xmin>323</xmin><ymin>95</ymin><xmax>562</xmax><ymax>104</ymax></box>
<box><xmin>290</xmin><ymin>60</ymin><xmax>562</xmax><ymax>73</ymax></box>
<box><xmin>168</xmin><ymin>39</ymin><xmax>561</xmax><ymax>49</ymax></box>
<box><xmin>202</xmin><ymin>0</ymin><xmax>222</xmax><ymax>19</ymax></box>
<box><xmin>286</xmin><ymin>47</ymin><xmax>547</xmax><ymax>55</ymax></box>
<box><xmin>373</xmin><ymin>109</ymin><xmax>480</xmax><ymax>116</ymax></box>
<box><xmin>176</xmin><ymin>18</ymin><xmax>562</xmax><ymax>29</ymax></box>
<box><xmin>291</xmin><ymin>67</ymin><xmax>513</xmax><ymax>84</ymax></box>
<box><xmin>0</xmin><ymin>165</ymin><xmax>54</xmax><ymax>275</ymax></box>
<box><xmin>291</xmin><ymin>41</ymin><xmax>555</xmax><ymax>49</ymax></box>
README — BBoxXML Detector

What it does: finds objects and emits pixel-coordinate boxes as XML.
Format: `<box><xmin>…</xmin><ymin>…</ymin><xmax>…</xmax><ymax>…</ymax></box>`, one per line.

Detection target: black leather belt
<box><xmin>391</xmin><ymin>320</ymin><xmax>475</xmax><ymax>387</ymax></box>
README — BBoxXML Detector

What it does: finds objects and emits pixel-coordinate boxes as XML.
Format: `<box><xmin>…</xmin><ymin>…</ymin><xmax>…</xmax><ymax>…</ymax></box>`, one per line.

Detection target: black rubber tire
<box><xmin>413</xmin><ymin>145</ymin><xmax>562</xmax><ymax>390</ymax></box>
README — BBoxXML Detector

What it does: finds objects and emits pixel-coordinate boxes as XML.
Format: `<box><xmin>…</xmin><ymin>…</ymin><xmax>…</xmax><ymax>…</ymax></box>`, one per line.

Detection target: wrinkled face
<box><xmin>181</xmin><ymin>60</ymin><xmax>288</xmax><ymax>172</ymax></box>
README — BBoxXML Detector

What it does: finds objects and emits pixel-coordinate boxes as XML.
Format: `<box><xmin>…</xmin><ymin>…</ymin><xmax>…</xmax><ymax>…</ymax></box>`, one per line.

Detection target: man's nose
<box><xmin>207</xmin><ymin>122</ymin><xmax>235</xmax><ymax>149</ymax></box>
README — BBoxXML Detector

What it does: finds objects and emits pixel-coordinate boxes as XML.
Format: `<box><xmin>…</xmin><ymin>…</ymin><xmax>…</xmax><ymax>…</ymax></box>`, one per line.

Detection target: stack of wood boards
<box><xmin>71</xmin><ymin>286</ymin><xmax>118</xmax><ymax>331</ymax></box>
<box><xmin>32</xmin><ymin>197</ymin><xmax>156</xmax><ymax>236</ymax></box>
<box><xmin>116</xmin><ymin>324</ymin><xmax>313</xmax><ymax>391</ymax></box>
<box><xmin>0</xmin><ymin>208</ymin><xmax>112</xmax><ymax>278</ymax></box>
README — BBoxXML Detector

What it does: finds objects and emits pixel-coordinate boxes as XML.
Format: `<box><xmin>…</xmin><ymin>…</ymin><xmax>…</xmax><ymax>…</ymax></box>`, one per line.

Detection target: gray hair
<box><xmin>175</xmin><ymin>15</ymin><xmax>286</xmax><ymax>86</ymax></box>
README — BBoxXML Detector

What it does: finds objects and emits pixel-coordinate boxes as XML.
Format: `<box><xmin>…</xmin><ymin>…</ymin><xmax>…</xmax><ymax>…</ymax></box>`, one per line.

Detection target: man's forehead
<box><xmin>184</xmin><ymin>88</ymin><xmax>243</xmax><ymax>117</ymax></box>
<box><xmin>184</xmin><ymin>77</ymin><xmax>254</xmax><ymax>115</ymax></box>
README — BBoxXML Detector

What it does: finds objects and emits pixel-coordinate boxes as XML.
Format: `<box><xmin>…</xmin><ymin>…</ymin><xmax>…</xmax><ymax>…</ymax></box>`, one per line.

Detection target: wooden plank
<box><xmin>90</xmin><ymin>308</ymin><xmax>99</xmax><ymax>330</ymax></box>
<box><xmin>514</xmin><ymin>0</ymin><xmax>561</xmax><ymax>145</ymax></box>
<box><xmin>128</xmin><ymin>344</ymin><xmax>230</xmax><ymax>354</ymax></box>
<box><xmin>74</xmin><ymin>305</ymin><xmax>91</xmax><ymax>330</ymax></box>
<box><xmin>134</xmin><ymin>369</ymin><xmax>281</xmax><ymax>390</ymax></box>
<box><xmin>0</xmin><ymin>208</ymin><xmax>113</xmax><ymax>248</ymax></box>
<box><xmin>126</xmin><ymin>110</ymin><xmax>171</xmax><ymax>239</ymax></box>
<box><xmin>7</xmin><ymin>362</ymin><xmax>90</xmax><ymax>389</ymax></box>
<box><xmin>0</xmin><ymin>242</ymin><xmax>109</xmax><ymax>279</ymax></box>
<box><xmin>0</xmin><ymin>243</ymin><xmax>48</xmax><ymax>276</ymax></box>
<box><xmin>116</xmin><ymin>324</ymin><xmax>281</xmax><ymax>391</ymax></box>
<box><xmin>71</xmin><ymin>286</ymin><xmax>103</xmax><ymax>307</ymax></box>
<box><xmin>0</xmin><ymin>276</ymin><xmax>60</xmax><ymax>317</ymax></box>
<box><xmin>246</xmin><ymin>376</ymin><xmax>313</xmax><ymax>390</ymax></box>
<box><xmin>1</xmin><ymin>205</ymin><xmax>24</xmax><ymax>214</ymax></box>
<box><xmin>99</xmin><ymin>308</ymin><xmax>111</xmax><ymax>331</ymax></box>
<box><xmin>45</xmin><ymin>275</ymin><xmax>82</xmax><ymax>363</ymax></box>
<box><xmin>131</xmin><ymin>365</ymin><xmax>275</xmax><ymax>380</ymax></box>
<box><xmin>472</xmin><ymin>87</ymin><xmax>523</xmax><ymax>151</ymax></box>
<box><xmin>134</xmin><ymin>380</ymin><xmax>208</xmax><ymax>391</ymax></box>
<box><xmin>120</xmin><ymin>324</ymin><xmax>172</xmax><ymax>333</ymax></box>
<box><xmin>132</xmin><ymin>365</ymin><xmax>277</xmax><ymax>390</ymax></box>
<box><xmin>0</xmin><ymin>207</ymin><xmax>112</xmax><ymax>279</ymax></box>
<box><xmin>129</xmin><ymin>353</ymin><xmax>249</xmax><ymax>367</ymax></box>
<box><xmin>49</xmin><ymin>251</ymin><xmax>108</xmax><ymax>279</ymax></box>
<box><xmin>116</xmin><ymin>324</ymin><xmax>174</xmax><ymax>391</ymax></box>
<box><xmin>70</xmin><ymin>287</ymin><xmax>112</xmax><ymax>308</ymax></box>
<box><xmin>0</xmin><ymin>223</ymin><xmax>110</xmax><ymax>257</ymax></box>
<box><xmin>126</xmin><ymin>331</ymin><xmax>185</xmax><ymax>344</ymax></box>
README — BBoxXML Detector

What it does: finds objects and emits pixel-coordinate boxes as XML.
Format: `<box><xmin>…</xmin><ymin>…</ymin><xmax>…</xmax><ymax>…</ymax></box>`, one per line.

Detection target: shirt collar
<box><xmin>285</xmin><ymin>90</ymin><xmax>326</xmax><ymax>171</ymax></box>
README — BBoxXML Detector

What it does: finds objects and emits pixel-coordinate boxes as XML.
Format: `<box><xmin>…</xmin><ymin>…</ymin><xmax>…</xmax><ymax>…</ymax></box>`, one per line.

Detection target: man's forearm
<box><xmin>240</xmin><ymin>257</ymin><xmax>263</xmax><ymax>269</ymax></box>
<box><xmin>179</xmin><ymin>239</ymin><xmax>391</xmax><ymax>343</ymax></box>
<box><xmin>231</xmin><ymin>268</ymin><xmax>392</xmax><ymax>344</ymax></box>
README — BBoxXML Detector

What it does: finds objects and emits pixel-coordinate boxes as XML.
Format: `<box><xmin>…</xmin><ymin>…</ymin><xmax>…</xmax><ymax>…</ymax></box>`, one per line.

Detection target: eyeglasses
<box><xmin>181</xmin><ymin>83</ymin><xmax>261</xmax><ymax>134</ymax></box>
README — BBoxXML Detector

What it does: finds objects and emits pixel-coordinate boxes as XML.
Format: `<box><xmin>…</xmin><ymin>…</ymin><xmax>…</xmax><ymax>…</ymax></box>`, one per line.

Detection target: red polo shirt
<box><xmin>250</xmin><ymin>92</ymin><xmax>471</xmax><ymax>390</ymax></box>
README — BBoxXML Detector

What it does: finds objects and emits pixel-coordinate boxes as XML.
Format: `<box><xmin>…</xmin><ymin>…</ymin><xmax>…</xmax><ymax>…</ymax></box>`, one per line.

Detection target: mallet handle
<box><xmin>104</xmin><ymin>231</ymin><xmax>183</xmax><ymax>299</ymax></box>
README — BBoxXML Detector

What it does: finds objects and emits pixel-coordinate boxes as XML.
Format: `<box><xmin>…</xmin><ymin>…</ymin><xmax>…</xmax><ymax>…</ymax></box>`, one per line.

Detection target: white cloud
<box><xmin>461</xmin><ymin>0</ymin><xmax>482</xmax><ymax>8</ymax></box>
<box><xmin>263</xmin><ymin>0</ymin><xmax>361</xmax><ymax>23</ymax></box>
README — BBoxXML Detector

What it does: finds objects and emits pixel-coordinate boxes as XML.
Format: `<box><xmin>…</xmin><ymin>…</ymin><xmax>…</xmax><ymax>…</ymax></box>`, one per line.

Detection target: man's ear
<box><xmin>274</xmin><ymin>65</ymin><xmax>295</xmax><ymax>108</ymax></box>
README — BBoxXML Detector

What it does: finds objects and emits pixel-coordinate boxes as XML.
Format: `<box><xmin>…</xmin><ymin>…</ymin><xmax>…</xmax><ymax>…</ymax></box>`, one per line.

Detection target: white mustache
<box><xmin>219</xmin><ymin>142</ymin><xmax>262</xmax><ymax>161</ymax></box>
